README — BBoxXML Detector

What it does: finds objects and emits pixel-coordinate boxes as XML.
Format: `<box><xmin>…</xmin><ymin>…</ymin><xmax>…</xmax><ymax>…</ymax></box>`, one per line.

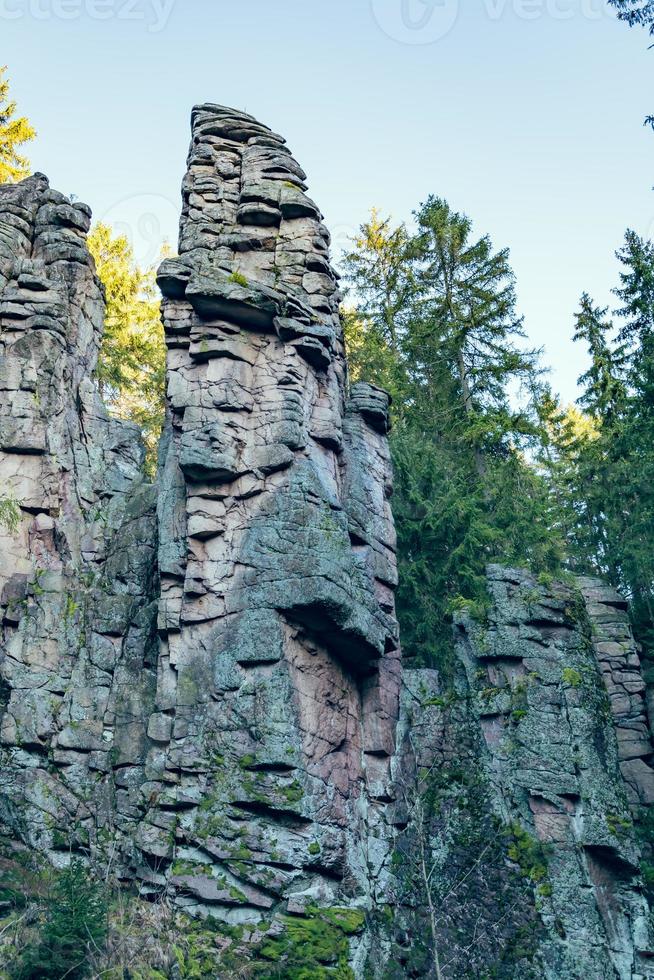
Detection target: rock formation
<box><xmin>579</xmin><ymin>576</ymin><xmax>654</xmax><ymax>813</ymax></box>
<box><xmin>385</xmin><ymin>567</ymin><xmax>654</xmax><ymax>978</ymax></box>
<box><xmin>138</xmin><ymin>104</ymin><xmax>401</xmax><ymax>928</ymax></box>
<box><xmin>0</xmin><ymin>108</ymin><xmax>402</xmax><ymax>972</ymax></box>
<box><xmin>1</xmin><ymin>109</ymin><xmax>654</xmax><ymax>979</ymax></box>
<box><xmin>0</xmin><ymin>174</ymin><xmax>158</xmax><ymax>863</ymax></box>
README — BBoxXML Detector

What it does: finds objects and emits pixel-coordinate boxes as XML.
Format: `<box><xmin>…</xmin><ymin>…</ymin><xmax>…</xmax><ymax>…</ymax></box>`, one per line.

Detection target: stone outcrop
<box><xmin>579</xmin><ymin>577</ymin><xmax>654</xmax><ymax>813</ymax></box>
<box><xmin>133</xmin><ymin>105</ymin><xmax>401</xmax><ymax>931</ymax></box>
<box><xmin>0</xmin><ymin>174</ymin><xmax>158</xmax><ymax>864</ymax></box>
<box><xmin>0</xmin><ymin>109</ymin><xmax>402</xmax><ymax>972</ymax></box>
<box><xmin>1</xmin><ymin>110</ymin><xmax>654</xmax><ymax>979</ymax></box>
<box><xmin>380</xmin><ymin>665</ymin><xmax>548</xmax><ymax>979</ymax></box>
<box><xmin>387</xmin><ymin>566</ymin><xmax>653</xmax><ymax>979</ymax></box>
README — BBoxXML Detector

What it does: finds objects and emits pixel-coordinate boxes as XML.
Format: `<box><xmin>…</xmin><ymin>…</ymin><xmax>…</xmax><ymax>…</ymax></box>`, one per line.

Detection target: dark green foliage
<box><xmin>11</xmin><ymin>861</ymin><xmax>107</xmax><ymax>980</ymax></box>
<box><xmin>573</xmin><ymin>294</ymin><xmax>626</xmax><ymax>422</ymax></box>
<box><xmin>344</xmin><ymin>204</ymin><xmax>654</xmax><ymax>678</ymax></box>
<box><xmin>343</xmin><ymin>203</ymin><xmax>563</xmax><ymax>671</ymax></box>
<box><xmin>546</xmin><ymin>232</ymin><xmax>654</xmax><ymax>661</ymax></box>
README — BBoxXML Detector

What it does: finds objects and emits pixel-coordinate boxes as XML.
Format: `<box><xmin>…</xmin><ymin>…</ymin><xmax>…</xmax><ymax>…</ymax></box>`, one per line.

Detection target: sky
<box><xmin>4</xmin><ymin>0</ymin><xmax>653</xmax><ymax>402</ymax></box>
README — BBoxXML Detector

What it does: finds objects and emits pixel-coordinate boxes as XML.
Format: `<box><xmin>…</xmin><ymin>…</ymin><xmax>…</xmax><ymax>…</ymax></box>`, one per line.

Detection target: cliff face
<box><xmin>0</xmin><ymin>109</ymin><xmax>402</xmax><ymax>971</ymax></box>
<box><xmin>1</xmin><ymin>111</ymin><xmax>654</xmax><ymax>979</ymax></box>
<box><xmin>0</xmin><ymin>174</ymin><xmax>158</xmax><ymax>862</ymax></box>
<box><xmin>386</xmin><ymin>567</ymin><xmax>654</xmax><ymax>979</ymax></box>
<box><xmin>453</xmin><ymin>568</ymin><xmax>653</xmax><ymax>978</ymax></box>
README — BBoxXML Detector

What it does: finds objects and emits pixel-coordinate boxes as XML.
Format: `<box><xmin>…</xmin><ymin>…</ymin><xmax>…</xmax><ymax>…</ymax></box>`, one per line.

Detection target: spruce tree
<box><xmin>573</xmin><ymin>293</ymin><xmax>627</xmax><ymax>422</ymax></box>
<box><xmin>343</xmin><ymin>203</ymin><xmax>561</xmax><ymax>671</ymax></box>
<box><xmin>89</xmin><ymin>222</ymin><xmax>167</xmax><ymax>473</ymax></box>
<box><xmin>564</xmin><ymin>236</ymin><xmax>654</xmax><ymax>656</ymax></box>
<box><xmin>615</xmin><ymin>230</ymin><xmax>654</xmax><ymax>397</ymax></box>
<box><xmin>412</xmin><ymin>196</ymin><xmax>538</xmax><ymax>473</ymax></box>
<box><xmin>342</xmin><ymin>209</ymin><xmax>415</xmax><ymax>354</ymax></box>
<box><xmin>612</xmin><ymin>232</ymin><xmax>654</xmax><ymax>645</ymax></box>
<box><xmin>12</xmin><ymin>862</ymin><xmax>107</xmax><ymax>980</ymax></box>
<box><xmin>0</xmin><ymin>66</ymin><xmax>35</xmax><ymax>183</ymax></box>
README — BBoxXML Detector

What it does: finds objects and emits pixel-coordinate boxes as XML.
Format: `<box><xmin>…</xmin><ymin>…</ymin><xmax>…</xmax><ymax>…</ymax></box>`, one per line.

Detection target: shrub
<box><xmin>0</xmin><ymin>497</ymin><xmax>21</xmax><ymax>534</ymax></box>
<box><xmin>11</xmin><ymin>861</ymin><xmax>107</xmax><ymax>980</ymax></box>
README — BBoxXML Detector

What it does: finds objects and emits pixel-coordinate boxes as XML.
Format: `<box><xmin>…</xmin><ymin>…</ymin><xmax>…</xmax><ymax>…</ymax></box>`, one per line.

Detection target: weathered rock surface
<box><xmin>579</xmin><ymin>576</ymin><xmax>654</xmax><ymax>812</ymax></box>
<box><xmin>0</xmin><ymin>110</ymin><xmax>402</xmax><ymax>973</ymax></box>
<box><xmin>138</xmin><ymin>105</ymin><xmax>401</xmax><ymax>933</ymax></box>
<box><xmin>1</xmin><ymin>111</ymin><xmax>654</xmax><ymax>979</ymax></box>
<box><xmin>0</xmin><ymin>174</ymin><xmax>158</xmax><ymax>863</ymax></box>
<box><xmin>399</xmin><ymin>566</ymin><xmax>653</xmax><ymax>979</ymax></box>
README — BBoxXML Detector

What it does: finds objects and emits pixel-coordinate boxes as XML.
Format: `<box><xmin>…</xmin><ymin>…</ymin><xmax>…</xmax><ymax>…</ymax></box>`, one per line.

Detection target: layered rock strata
<box><xmin>134</xmin><ymin>105</ymin><xmax>401</xmax><ymax>925</ymax></box>
<box><xmin>0</xmin><ymin>175</ymin><xmax>158</xmax><ymax>862</ymax></box>
<box><xmin>434</xmin><ymin>566</ymin><xmax>653</xmax><ymax>979</ymax></box>
<box><xmin>379</xmin><ymin>568</ymin><xmax>654</xmax><ymax>979</ymax></box>
<box><xmin>0</xmin><ymin>113</ymin><xmax>402</xmax><ymax>973</ymax></box>
<box><xmin>579</xmin><ymin>576</ymin><xmax>654</xmax><ymax>813</ymax></box>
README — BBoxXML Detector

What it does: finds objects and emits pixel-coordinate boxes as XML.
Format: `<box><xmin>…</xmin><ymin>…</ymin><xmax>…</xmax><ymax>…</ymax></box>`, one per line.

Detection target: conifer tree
<box><xmin>12</xmin><ymin>861</ymin><xmax>107</xmax><ymax>980</ymax></box>
<box><xmin>615</xmin><ymin>231</ymin><xmax>654</xmax><ymax>395</ymax></box>
<box><xmin>343</xmin><ymin>203</ymin><xmax>561</xmax><ymax>670</ymax></box>
<box><xmin>573</xmin><ymin>293</ymin><xmax>626</xmax><ymax>422</ymax></box>
<box><xmin>612</xmin><ymin>232</ymin><xmax>654</xmax><ymax>643</ymax></box>
<box><xmin>342</xmin><ymin>209</ymin><xmax>415</xmax><ymax>353</ymax></box>
<box><xmin>564</xmin><ymin>237</ymin><xmax>654</xmax><ymax>655</ymax></box>
<box><xmin>412</xmin><ymin>196</ymin><xmax>537</xmax><ymax>473</ymax></box>
<box><xmin>0</xmin><ymin>66</ymin><xmax>35</xmax><ymax>183</ymax></box>
<box><xmin>88</xmin><ymin>223</ymin><xmax>167</xmax><ymax>473</ymax></box>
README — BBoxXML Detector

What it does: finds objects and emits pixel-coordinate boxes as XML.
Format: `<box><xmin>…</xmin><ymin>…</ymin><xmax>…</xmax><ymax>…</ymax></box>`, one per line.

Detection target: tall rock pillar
<box><xmin>0</xmin><ymin>175</ymin><xmax>158</xmax><ymax>862</ymax></box>
<box><xmin>139</xmin><ymin>105</ymin><xmax>401</xmax><ymax>921</ymax></box>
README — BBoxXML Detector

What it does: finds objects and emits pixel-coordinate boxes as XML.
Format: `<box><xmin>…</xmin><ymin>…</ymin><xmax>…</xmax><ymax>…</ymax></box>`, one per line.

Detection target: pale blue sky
<box><xmin>5</xmin><ymin>0</ymin><xmax>652</xmax><ymax>401</ymax></box>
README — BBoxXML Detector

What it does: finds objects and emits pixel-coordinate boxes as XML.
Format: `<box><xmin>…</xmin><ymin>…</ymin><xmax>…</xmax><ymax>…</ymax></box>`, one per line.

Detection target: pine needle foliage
<box><xmin>88</xmin><ymin>223</ymin><xmax>167</xmax><ymax>475</ymax></box>
<box><xmin>0</xmin><ymin>66</ymin><xmax>35</xmax><ymax>184</ymax></box>
<box><xmin>342</xmin><ymin>204</ymin><xmax>563</xmax><ymax>671</ymax></box>
<box><xmin>11</xmin><ymin>861</ymin><xmax>107</xmax><ymax>980</ymax></box>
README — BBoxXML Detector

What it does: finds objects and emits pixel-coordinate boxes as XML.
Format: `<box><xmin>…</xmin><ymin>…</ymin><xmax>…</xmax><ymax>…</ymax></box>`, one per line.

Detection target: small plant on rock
<box><xmin>229</xmin><ymin>269</ymin><xmax>249</xmax><ymax>288</ymax></box>
<box><xmin>0</xmin><ymin>497</ymin><xmax>21</xmax><ymax>535</ymax></box>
